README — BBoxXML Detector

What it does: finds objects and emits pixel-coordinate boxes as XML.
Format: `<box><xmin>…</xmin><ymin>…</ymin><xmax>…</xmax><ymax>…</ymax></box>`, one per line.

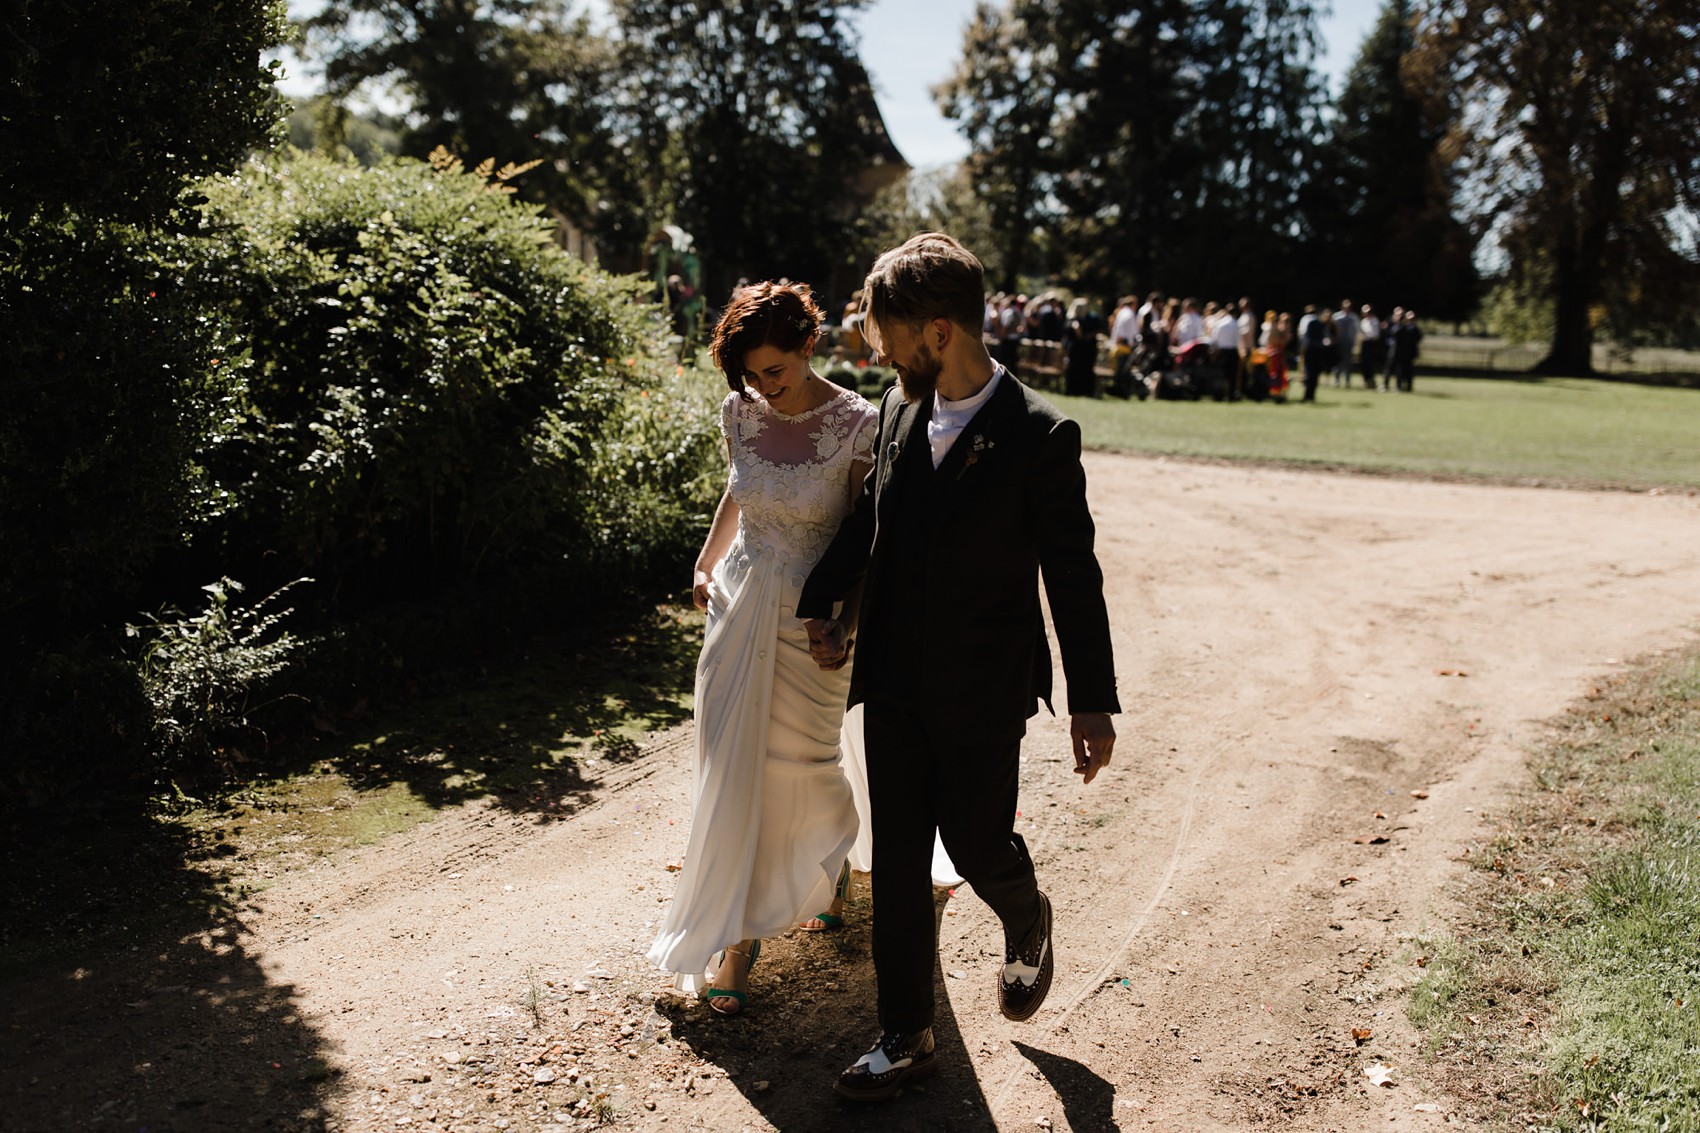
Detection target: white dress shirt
<box><xmin>928</xmin><ymin>366</ymin><xmax>1004</xmax><ymax>469</ymax></box>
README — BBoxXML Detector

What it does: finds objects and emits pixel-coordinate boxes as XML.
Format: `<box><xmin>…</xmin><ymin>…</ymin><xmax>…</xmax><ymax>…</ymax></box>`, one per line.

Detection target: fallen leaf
<box><xmin>1363</xmin><ymin>1062</ymin><xmax>1395</xmax><ymax>1087</ymax></box>
<box><xmin>1353</xmin><ymin>835</ymin><xmax>1390</xmax><ymax>845</ymax></box>
<box><xmin>1352</xmin><ymin>1028</ymin><xmax>1373</xmax><ymax>1043</ymax></box>
<box><xmin>1411</xmin><ymin>790</ymin><xmax>1430</xmax><ymax>799</ymax></box>
<box><xmin>1339</xmin><ymin>875</ymin><xmax>1359</xmax><ymax>887</ymax></box>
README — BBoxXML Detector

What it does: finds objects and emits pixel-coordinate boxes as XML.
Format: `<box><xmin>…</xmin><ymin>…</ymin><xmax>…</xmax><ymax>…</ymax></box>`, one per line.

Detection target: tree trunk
<box><xmin>1533</xmin><ymin>244</ymin><xmax>1595</xmax><ymax>377</ymax></box>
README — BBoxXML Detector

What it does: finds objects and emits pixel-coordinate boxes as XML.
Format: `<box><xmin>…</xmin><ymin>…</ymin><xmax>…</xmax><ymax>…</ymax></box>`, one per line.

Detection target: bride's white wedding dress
<box><xmin>647</xmin><ymin>385</ymin><xmax>878</xmax><ymax>990</ymax></box>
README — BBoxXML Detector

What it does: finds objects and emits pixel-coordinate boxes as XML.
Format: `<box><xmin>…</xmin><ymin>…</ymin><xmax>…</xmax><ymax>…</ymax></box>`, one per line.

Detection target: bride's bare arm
<box><xmin>693</xmin><ymin>469</ymin><xmax>740</xmax><ymax>610</ymax></box>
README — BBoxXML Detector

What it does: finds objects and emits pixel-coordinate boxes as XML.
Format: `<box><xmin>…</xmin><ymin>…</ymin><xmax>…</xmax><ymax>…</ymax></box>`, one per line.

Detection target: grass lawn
<box><xmin>1409</xmin><ymin>648</ymin><xmax>1700</xmax><ymax>1129</ymax></box>
<box><xmin>1051</xmin><ymin>376</ymin><xmax>1700</xmax><ymax>490</ymax></box>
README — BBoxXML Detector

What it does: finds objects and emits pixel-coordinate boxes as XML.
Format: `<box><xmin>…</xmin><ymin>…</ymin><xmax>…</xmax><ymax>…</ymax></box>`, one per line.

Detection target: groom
<box><xmin>800</xmin><ymin>232</ymin><xmax>1119</xmax><ymax>1101</ymax></box>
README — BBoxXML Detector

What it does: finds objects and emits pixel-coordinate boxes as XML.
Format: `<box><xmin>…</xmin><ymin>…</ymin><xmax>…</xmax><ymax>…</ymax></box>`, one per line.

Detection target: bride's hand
<box><xmin>692</xmin><ymin>569</ymin><xmax>712</xmax><ymax>611</ymax></box>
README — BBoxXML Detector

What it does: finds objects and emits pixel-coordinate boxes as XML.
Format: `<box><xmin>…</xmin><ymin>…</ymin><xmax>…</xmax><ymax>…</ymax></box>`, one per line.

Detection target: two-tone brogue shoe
<box><xmin>834</xmin><ymin>1027</ymin><xmax>938</xmax><ymax>1102</ymax></box>
<box><xmin>999</xmin><ymin>890</ymin><xmax>1053</xmax><ymax>1021</ymax></box>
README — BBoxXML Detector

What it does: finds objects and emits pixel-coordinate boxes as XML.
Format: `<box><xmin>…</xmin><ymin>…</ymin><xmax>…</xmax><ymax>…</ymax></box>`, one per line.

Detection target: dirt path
<box><xmin>7</xmin><ymin>456</ymin><xmax>1700</xmax><ymax>1133</ymax></box>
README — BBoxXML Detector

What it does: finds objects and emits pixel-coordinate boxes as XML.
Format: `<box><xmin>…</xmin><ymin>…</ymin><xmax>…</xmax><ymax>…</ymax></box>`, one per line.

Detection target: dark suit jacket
<box><xmin>797</xmin><ymin>371</ymin><xmax>1120</xmax><ymax>741</ymax></box>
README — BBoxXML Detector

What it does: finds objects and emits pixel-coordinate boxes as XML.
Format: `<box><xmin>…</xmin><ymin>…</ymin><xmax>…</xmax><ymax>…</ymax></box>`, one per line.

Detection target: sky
<box><xmin>279</xmin><ymin>0</ymin><xmax>1389</xmax><ymax>169</ymax></box>
<box><xmin>855</xmin><ymin>0</ymin><xmax>1388</xmax><ymax>169</ymax></box>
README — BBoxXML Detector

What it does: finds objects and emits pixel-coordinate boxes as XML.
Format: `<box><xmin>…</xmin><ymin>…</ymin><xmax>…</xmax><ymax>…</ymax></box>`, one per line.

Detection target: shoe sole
<box><xmin>833</xmin><ymin>1054</ymin><xmax>938</xmax><ymax>1102</ymax></box>
<box><xmin>1000</xmin><ymin>892</ymin><xmax>1053</xmax><ymax>1022</ymax></box>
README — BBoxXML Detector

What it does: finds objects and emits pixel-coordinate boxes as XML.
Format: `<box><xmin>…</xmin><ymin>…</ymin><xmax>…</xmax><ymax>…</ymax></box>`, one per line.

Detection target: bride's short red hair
<box><xmin>710</xmin><ymin>281</ymin><xmax>825</xmax><ymax>396</ymax></box>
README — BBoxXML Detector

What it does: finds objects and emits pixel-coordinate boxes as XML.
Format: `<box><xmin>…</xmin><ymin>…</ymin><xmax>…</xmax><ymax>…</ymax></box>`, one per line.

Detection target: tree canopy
<box><xmin>937</xmin><ymin>0</ymin><xmax>1332</xmax><ymax>302</ymax></box>
<box><xmin>611</xmin><ymin>0</ymin><xmax>896</xmax><ymax>296</ymax></box>
<box><xmin>299</xmin><ymin>0</ymin><xmax>624</xmax><ymax>228</ymax></box>
<box><xmin>1410</xmin><ymin>0</ymin><xmax>1700</xmax><ymax>373</ymax></box>
<box><xmin>1319</xmin><ymin>0</ymin><xmax>1478</xmax><ymax>320</ymax></box>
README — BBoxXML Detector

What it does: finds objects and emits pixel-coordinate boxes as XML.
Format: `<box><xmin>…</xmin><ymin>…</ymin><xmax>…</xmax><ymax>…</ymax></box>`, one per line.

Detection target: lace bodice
<box><xmin>722</xmin><ymin>387</ymin><xmax>878</xmax><ymax>567</ymax></box>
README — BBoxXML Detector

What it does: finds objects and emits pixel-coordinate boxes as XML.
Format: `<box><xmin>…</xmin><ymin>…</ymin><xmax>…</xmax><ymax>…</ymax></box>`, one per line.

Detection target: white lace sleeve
<box><xmin>849</xmin><ymin>398</ymin><xmax>879</xmax><ymax>464</ymax></box>
<box><xmin>719</xmin><ymin>390</ymin><xmax>742</xmax><ymax>448</ymax></box>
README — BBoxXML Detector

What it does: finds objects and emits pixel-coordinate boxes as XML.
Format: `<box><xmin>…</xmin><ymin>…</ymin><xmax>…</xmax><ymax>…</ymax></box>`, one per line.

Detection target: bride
<box><xmin>646</xmin><ymin>281</ymin><xmax>877</xmax><ymax>1014</ymax></box>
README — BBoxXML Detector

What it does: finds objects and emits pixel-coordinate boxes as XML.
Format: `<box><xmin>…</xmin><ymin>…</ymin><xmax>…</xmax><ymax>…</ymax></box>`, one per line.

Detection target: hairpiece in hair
<box><xmin>794</xmin><ymin>315</ymin><xmax>812</xmax><ymax>331</ymax></box>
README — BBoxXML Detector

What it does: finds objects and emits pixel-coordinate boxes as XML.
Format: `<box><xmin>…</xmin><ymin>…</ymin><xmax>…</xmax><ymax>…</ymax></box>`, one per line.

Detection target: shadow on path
<box><xmin>1013</xmin><ymin>1040</ymin><xmax>1121</xmax><ymax>1132</ymax></box>
<box><xmin>655</xmin><ymin>886</ymin><xmax>1006</xmax><ymax>1131</ymax></box>
<box><xmin>0</xmin><ymin>813</ymin><xmax>335</xmax><ymax>1132</ymax></box>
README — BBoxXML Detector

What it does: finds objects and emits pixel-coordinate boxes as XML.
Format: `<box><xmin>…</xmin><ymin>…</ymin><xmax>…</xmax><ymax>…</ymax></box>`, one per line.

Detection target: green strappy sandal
<box><xmin>799</xmin><ymin>860</ymin><xmax>852</xmax><ymax>933</ymax></box>
<box><xmin>703</xmin><ymin>940</ymin><xmax>761</xmax><ymax>1016</ymax></box>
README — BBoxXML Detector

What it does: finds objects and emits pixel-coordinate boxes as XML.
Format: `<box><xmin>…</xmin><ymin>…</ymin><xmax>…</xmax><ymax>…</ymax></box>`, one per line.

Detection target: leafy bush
<box><xmin>2</xmin><ymin>145</ymin><xmax>728</xmax><ymax>812</ymax></box>
<box><xmin>190</xmin><ymin>148</ymin><xmax>691</xmax><ymax>614</ymax></box>
<box><xmin>129</xmin><ymin>579</ymin><xmax>310</xmax><ymax>774</ymax></box>
<box><xmin>581</xmin><ymin>361</ymin><xmax>727</xmax><ymax>586</ymax></box>
<box><xmin>0</xmin><ymin>217</ymin><xmax>244</xmax><ymax>647</ymax></box>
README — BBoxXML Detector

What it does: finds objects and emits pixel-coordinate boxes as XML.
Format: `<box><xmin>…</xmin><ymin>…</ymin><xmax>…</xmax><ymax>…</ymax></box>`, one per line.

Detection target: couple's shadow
<box><xmin>654</xmin><ymin>886</ymin><xmax>1120</xmax><ymax>1131</ymax></box>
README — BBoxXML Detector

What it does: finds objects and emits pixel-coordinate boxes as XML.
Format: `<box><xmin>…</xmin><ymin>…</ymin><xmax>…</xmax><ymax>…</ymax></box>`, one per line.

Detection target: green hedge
<box><xmin>2</xmin><ymin>149</ymin><xmax>726</xmax><ymax>808</ymax></box>
<box><xmin>189</xmin><ymin>148</ymin><xmax>720</xmax><ymax>607</ymax></box>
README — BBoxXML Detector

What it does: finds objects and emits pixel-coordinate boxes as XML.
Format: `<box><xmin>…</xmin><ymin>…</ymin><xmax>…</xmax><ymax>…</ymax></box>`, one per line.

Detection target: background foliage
<box><xmin>288</xmin><ymin>0</ymin><xmax>1698</xmax><ymax>369</ymax></box>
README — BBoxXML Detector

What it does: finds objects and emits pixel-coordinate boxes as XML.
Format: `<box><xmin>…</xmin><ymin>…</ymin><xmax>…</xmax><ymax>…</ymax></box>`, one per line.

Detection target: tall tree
<box><xmin>1322</xmin><ymin>0</ymin><xmax>1477</xmax><ymax>318</ymax></box>
<box><xmin>938</xmin><ymin>0</ymin><xmax>1331</xmax><ymax>299</ymax></box>
<box><xmin>1410</xmin><ymin>0</ymin><xmax>1700</xmax><ymax>374</ymax></box>
<box><xmin>300</xmin><ymin>0</ymin><xmax>623</xmax><ymax>227</ymax></box>
<box><xmin>934</xmin><ymin>1</ymin><xmax>1065</xmax><ymax>291</ymax></box>
<box><xmin>611</xmin><ymin>0</ymin><xmax>892</xmax><ymax>297</ymax></box>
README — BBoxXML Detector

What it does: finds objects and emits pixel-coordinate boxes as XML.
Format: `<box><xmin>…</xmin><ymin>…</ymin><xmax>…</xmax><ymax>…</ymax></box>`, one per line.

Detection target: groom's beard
<box><xmin>895</xmin><ymin>344</ymin><xmax>943</xmax><ymax>403</ymax></box>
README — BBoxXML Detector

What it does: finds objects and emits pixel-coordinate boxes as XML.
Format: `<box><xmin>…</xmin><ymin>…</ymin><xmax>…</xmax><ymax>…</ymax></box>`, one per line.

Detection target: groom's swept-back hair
<box><xmin>861</xmin><ymin>232</ymin><xmax>986</xmax><ymax>346</ymax></box>
<box><xmin>710</xmin><ymin>280</ymin><xmax>825</xmax><ymax>397</ymax></box>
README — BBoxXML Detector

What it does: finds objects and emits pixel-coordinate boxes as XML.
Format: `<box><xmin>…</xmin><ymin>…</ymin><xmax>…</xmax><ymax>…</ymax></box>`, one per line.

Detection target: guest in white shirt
<box><xmin>1357</xmin><ymin>304</ymin><xmax>1384</xmax><ymax>391</ymax></box>
<box><xmin>1172</xmin><ymin>298</ymin><xmax>1205</xmax><ymax>349</ymax></box>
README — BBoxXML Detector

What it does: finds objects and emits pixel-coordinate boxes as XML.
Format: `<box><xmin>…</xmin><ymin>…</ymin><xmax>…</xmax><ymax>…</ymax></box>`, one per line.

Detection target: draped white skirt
<box><xmin>647</xmin><ymin>541</ymin><xmax>858</xmax><ymax>991</ymax></box>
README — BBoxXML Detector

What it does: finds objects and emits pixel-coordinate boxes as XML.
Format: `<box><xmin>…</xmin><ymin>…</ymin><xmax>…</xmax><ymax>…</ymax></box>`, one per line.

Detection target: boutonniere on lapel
<box><xmin>956</xmin><ymin>434</ymin><xmax>995</xmax><ymax>481</ymax></box>
<box><xmin>885</xmin><ymin>440</ymin><xmax>900</xmax><ymax>466</ymax></box>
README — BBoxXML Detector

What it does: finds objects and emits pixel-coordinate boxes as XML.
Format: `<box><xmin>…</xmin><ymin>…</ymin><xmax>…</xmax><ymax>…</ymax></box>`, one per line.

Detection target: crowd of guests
<box><xmin>973</xmin><ymin>291</ymin><xmax>1426</xmax><ymax>402</ymax></box>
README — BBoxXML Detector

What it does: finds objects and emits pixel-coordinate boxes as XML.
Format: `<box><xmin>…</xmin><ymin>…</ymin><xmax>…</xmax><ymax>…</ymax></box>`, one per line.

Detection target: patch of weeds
<box><xmin>588</xmin><ymin>1091</ymin><xmax>619</xmax><ymax>1125</ymax></box>
<box><xmin>522</xmin><ymin>964</ymin><xmax>547</xmax><ymax>1027</ymax></box>
<box><xmin>1409</xmin><ymin>647</ymin><xmax>1700</xmax><ymax>1129</ymax></box>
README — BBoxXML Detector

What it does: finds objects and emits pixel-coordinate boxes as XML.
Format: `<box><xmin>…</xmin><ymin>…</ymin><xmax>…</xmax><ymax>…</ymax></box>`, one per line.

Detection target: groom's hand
<box><xmin>1070</xmin><ymin>712</ymin><xmax>1115</xmax><ymax>784</ymax></box>
<box><xmin>803</xmin><ymin>617</ymin><xmax>852</xmax><ymax>671</ymax></box>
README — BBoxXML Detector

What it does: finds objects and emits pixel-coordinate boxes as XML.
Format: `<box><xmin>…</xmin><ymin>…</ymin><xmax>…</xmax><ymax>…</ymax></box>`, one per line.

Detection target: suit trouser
<box><xmin>862</xmin><ymin>694</ymin><xmax>1042</xmax><ymax>1033</ymax></box>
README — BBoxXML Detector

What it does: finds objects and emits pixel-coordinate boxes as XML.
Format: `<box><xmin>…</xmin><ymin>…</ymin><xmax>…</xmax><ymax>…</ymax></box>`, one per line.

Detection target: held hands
<box><xmin>1070</xmin><ymin>712</ymin><xmax>1116</xmax><ymax>785</ymax></box>
<box><xmin>803</xmin><ymin>617</ymin><xmax>853</xmax><ymax>671</ymax></box>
